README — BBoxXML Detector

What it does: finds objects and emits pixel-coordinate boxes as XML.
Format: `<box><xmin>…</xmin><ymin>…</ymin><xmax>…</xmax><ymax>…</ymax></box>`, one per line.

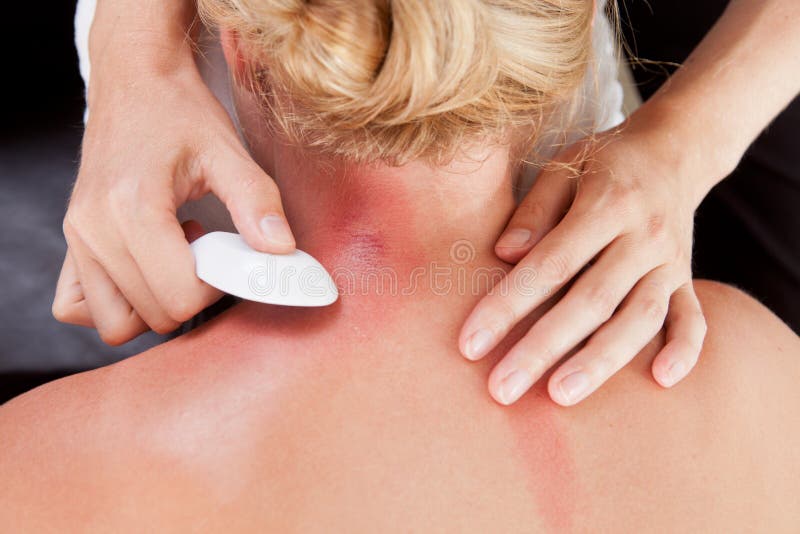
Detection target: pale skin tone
<box><xmin>3</xmin><ymin>65</ymin><xmax>800</xmax><ymax>528</ymax></box>
<box><xmin>52</xmin><ymin>0</ymin><xmax>800</xmax><ymax>406</ymax></box>
<box><xmin>463</xmin><ymin>0</ymin><xmax>800</xmax><ymax>406</ymax></box>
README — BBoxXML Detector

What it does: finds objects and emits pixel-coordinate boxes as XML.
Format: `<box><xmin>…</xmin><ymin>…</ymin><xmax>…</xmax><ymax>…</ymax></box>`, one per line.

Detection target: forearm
<box><xmin>634</xmin><ymin>0</ymin><xmax>800</xmax><ymax>200</ymax></box>
<box><xmin>88</xmin><ymin>0</ymin><xmax>198</xmax><ymax>99</ymax></box>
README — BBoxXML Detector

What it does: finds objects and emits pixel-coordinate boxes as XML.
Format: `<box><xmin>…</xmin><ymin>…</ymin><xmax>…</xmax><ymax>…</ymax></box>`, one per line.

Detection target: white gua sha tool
<box><xmin>190</xmin><ymin>231</ymin><xmax>338</xmax><ymax>307</ymax></box>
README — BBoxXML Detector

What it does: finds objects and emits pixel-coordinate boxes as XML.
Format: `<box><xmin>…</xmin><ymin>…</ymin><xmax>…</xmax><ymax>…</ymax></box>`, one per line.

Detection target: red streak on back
<box><xmin>507</xmin><ymin>386</ymin><xmax>578</xmax><ymax>533</ymax></box>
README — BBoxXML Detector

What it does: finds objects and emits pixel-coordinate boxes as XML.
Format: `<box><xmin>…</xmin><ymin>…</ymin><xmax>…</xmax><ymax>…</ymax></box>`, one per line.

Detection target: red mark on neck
<box><xmin>338</xmin><ymin>230</ymin><xmax>386</xmax><ymax>268</ymax></box>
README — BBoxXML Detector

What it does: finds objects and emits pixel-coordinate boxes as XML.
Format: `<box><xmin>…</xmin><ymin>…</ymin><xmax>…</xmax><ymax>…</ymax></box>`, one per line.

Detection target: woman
<box><xmin>56</xmin><ymin>0</ymin><xmax>800</xmax><ymax>407</ymax></box>
<box><xmin>4</xmin><ymin>2</ymin><xmax>799</xmax><ymax>529</ymax></box>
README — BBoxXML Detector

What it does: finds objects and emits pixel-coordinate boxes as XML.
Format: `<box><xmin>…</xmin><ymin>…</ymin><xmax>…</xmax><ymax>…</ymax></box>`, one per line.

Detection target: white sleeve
<box><xmin>590</xmin><ymin>0</ymin><xmax>626</xmax><ymax>132</ymax></box>
<box><xmin>74</xmin><ymin>0</ymin><xmax>96</xmax><ymax>122</ymax></box>
<box><xmin>72</xmin><ymin>0</ymin><xmax>239</xmax><ymax>127</ymax></box>
<box><xmin>569</xmin><ymin>0</ymin><xmax>626</xmax><ymax>135</ymax></box>
<box><xmin>516</xmin><ymin>0</ymin><xmax>625</xmax><ymax>199</ymax></box>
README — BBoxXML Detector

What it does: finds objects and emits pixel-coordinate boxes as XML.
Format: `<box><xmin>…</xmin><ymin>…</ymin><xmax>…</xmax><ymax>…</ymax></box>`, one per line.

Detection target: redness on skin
<box><xmin>320</xmin><ymin>184</ymin><xmax>426</xmax><ymax>276</ymax></box>
<box><xmin>336</xmin><ymin>230</ymin><xmax>387</xmax><ymax>268</ymax></box>
<box><xmin>507</xmin><ymin>385</ymin><xmax>578</xmax><ymax>533</ymax></box>
<box><xmin>327</xmin><ymin>208</ymin><xmax>389</xmax><ymax>270</ymax></box>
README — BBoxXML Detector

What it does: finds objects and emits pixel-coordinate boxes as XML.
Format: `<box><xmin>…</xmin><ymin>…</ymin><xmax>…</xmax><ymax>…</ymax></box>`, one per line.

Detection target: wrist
<box><xmin>626</xmin><ymin>96</ymin><xmax>742</xmax><ymax>208</ymax></box>
<box><xmin>86</xmin><ymin>32</ymin><xmax>199</xmax><ymax>109</ymax></box>
<box><xmin>87</xmin><ymin>59</ymin><xmax>199</xmax><ymax>117</ymax></box>
<box><xmin>87</xmin><ymin>0</ymin><xmax>198</xmax><ymax>94</ymax></box>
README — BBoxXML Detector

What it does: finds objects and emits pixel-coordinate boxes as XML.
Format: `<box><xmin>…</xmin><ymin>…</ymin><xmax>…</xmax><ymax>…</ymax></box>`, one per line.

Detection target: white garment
<box><xmin>74</xmin><ymin>0</ymin><xmax>625</xmax><ymax>230</ymax></box>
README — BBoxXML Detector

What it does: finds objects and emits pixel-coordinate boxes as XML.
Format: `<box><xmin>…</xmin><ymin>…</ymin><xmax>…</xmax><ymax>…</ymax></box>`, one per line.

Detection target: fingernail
<box><xmin>464</xmin><ymin>328</ymin><xmax>494</xmax><ymax>360</ymax></box>
<box><xmin>557</xmin><ymin>371</ymin><xmax>590</xmax><ymax>404</ymax></box>
<box><xmin>664</xmin><ymin>360</ymin><xmax>687</xmax><ymax>387</ymax></box>
<box><xmin>259</xmin><ymin>214</ymin><xmax>295</xmax><ymax>248</ymax></box>
<box><xmin>497</xmin><ymin>228</ymin><xmax>532</xmax><ymax>249</ymax></box>
<box><xmin>496</xmin><ymin>369</ymin><xmax>534</xmax><ymax>405</ymax></box>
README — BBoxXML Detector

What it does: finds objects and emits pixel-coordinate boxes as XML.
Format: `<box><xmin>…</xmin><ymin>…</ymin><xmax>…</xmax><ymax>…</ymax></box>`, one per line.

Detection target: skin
<box><xmin>2</xmin><ymin>130</ymin><xmax>800</xmax><ymax>531</ymax></box>
<box><xmin>53</xmin><ymin>0</ymin><xmax>295</xmax><ymax>344</ymax></box>
<box><xmin>53</xmin><ymin>2</ymin><xmax>800</xmax><ymax>415</ymax></box>
<box><xmin>462</xmin><ymin>0</ymin><xmax>800</xmax><ymax>405</ymax></box>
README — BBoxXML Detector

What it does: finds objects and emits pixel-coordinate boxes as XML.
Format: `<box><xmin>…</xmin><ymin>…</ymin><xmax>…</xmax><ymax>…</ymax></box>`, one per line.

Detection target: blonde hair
<box><xmin>198</xmin><ymin>0</ymin><xmax>595</xmax><ymax>165</ymax></box>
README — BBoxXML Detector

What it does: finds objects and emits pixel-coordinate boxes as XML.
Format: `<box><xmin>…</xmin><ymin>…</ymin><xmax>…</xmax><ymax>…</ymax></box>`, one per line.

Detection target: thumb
<box><xmin>206</xmin><ymin>152</ymin><xmax>296</xmax><ymax>254</ymax></box>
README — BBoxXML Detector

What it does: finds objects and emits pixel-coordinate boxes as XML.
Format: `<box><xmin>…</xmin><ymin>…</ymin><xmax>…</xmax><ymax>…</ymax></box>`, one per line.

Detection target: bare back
<box><xmin>1</xmin><ymin>280</ymin><xmax>799</xmax><ymax>532</ymax></box>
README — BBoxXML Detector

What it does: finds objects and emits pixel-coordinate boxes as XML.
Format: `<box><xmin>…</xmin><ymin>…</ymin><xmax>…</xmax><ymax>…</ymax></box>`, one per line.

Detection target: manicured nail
<box><xmin>259</xmin><ymin>214</ymin><xmax>295</xmax><ymax>248</ymax></box>
<box><xmin>664</xmin><ymin>360</ymin><xmax>687</xmax><ymax>387</ymax></box>
<box><xmin>496</xmin><ymin>228</ymin><xmax>532</xmax><ymax>249</ymax></box>
<box><xmin>496</xmin><ymin>368</ymin><xmax>534</xmax><ymax>405</ymax></box>
<box><xmin>464</xmin><ymin>328</ymin><xmax>494</xmax><ymax>360</ymax></box>
<box><xmin>557</xmin><ymin>371</ymin><xmax>590</xmax><ymax>404</ymax></box>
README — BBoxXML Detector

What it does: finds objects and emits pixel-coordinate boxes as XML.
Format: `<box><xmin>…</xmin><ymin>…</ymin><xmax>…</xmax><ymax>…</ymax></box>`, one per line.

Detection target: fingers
<box><xmin>495</xmin><ymin>163</ymin><xmax>577</xmax><ymax>264</ymax></box>
<box><xmin>485</xmin><ymin>236</ymin><xmax>654</xmax><ymax>405</ymax></box>
<box><xmin>545</xmin><ymin>266</ymin><xmax>677</xmax><ymax>406</ymax></box>
<box><xmin>651</xmin><ymin>282</ymin><xmax>706</xmax><ymax>388</ymax></box>
<box><xmin>58</xmin><ymin>156</ymin><xmax>225</xmax><ymax>343</ymax></box>
<box><xmin>459</xmin><ymin>204</ymin><xmax>619</xmax><ymax>362</ymax></box>
<box><xmin>121</xmin><ymin>196</ymin><xmax>223</xmax><ymax>324</ymax></box>
<box><xmin>205</xmin><ymin>150</ymin><xmax>295</xmax><ymax>254</ymax></box>
<box><xmin>68</xmin><ymin>202</ymin><xmax>190</xmax><ymax>332</ymax></box>
<box><xmin>64</xmin><ymin>236</ymin><xmax>149</xmax><ymax>346</ymax></box>
<box><xmin>52</xmin><ymin>250</ymin><xmax>94</xmax><ymax>328</ymax></box>
<box><xmin>52</xmin><ymin>221</ymin><xmax>214</xmax><ymax>333</ymax></box>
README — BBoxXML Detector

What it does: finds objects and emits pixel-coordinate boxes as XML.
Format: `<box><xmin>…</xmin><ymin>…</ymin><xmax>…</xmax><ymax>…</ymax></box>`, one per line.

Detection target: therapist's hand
<box><xmin>52</xmin><ymin>65</ymin><xmax>295</xmax><ymax>345</ymax></box>
<box><xmin>459</xmin><ymin>120</ymin><xmax>715</xmax><ymax>406</ymax></box>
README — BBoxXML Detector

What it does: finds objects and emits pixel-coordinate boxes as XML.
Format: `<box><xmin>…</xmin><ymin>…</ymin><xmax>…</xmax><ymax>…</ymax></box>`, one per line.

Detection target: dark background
<box><xmin>1</xmin><ymin>1</ymin><xmax>797</xmax><ymax>403</ymax></box>
<box><xmin>0</xmin><ymin>2</ymin><xmax>167</xmax><ymax>401</ymax></box>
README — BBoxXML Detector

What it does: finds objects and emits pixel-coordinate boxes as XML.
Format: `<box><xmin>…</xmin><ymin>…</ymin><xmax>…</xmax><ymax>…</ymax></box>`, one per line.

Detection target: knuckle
<box><xmin>645</xmin><ymin>213</ymin><xmax>668</xmax><ymax>241</ymax></box>
<box><xmin>484</xmin><ymin>295</ymin><xmax>519</xmax><ymax>330</ymax></box>
<box><xmin>61</xmin><ymin>215</ymin><xmax>74</xmax><ymax>240</ymax></box>
<box><xmin>150</xmin><ymin>318</ymin><xmax>181</xmax><ymax>335</ymax></box>
<box><xmin>518</xmin><ymin>198</ymin><xmax>548</xmax><ymax>224</ymax></box>
<box><xmin>514</xmin><ymin>329</ymin><xmax>559</xmax><ymax>376</ymax></box>
<box><xmin>537</xmin><ymin>252</ymin><xmax>572</xmax><ymax>286</ymax></box>
<box><xmin>51</xmin><ymin>300</ymin><xmax>71</xmax><ymax>323</ymax></box>
<box><xmin>97</xmin><ymin>322</ymin><xmax>134</xmax><ymax>346</ymax></box>
<box><xmin>522</xmin><ymin>350</ymin><xmax>554</xmax><ymax>378</ymax></box>
<box><xmin>584</xmin><ymin>351</ymin><xmax>617</xmax><ymax>379</ymax></box>
<box><xmin>505</xmin><ymin>264</ymin><xmax>541</xmax><ymax>299</ymax></box>
<box><xmin>639</xmin><ymin>296</ymin><xmax>668</xmax><ymax>323</ymax></box>
<box><xmin>601</xmin><ymin>180</ymin><xmax>643</xmax><ymax>219</ymax></box>
<box><xmin>605</xmin><ymin>180</ymin><xmax>633</xmax><ymax>206</ymax></box>
<box><xmin>583</xmin><ymin>284</ymin><xmax>620</xmax><ymax>322</ymax></box>
<box><xmin>239</xmin><ymin>173</ymin><xmax>259</xmax><ymax>194</ymax></box>
<box><xmin>237</xmin><ymin>164</ymin><xmax>275</xmax><ymax>195</ymax></box>
<box><xmin>95</xmin><ymin>309</ymin><xmax>143</xmax><ymax>346</ymax></box>
<box><xmin>162</xmin><ymin>293</ymin><xmax>200</xmax><ymax>323</ymax></box>
<box><xmin>62</xmin><ymin>209</ymin><xmax>83</xmax><ymax>239</ymax></box>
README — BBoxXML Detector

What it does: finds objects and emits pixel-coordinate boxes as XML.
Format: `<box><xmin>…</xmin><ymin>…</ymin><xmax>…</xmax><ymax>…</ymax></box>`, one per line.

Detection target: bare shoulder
<box><xmin>693</xmin><ymin>279</ymin><xmax>800</xmax><ymax>363</ymax></box>
<box><xmin>0</xmin><ymin>365</ymin><xmax>118</xmax><ymax>527</ymax></box>
<box><xmin>690</xmin><ymin>279</ymin><xmax>800</xmax><ymax>416</ymax></box>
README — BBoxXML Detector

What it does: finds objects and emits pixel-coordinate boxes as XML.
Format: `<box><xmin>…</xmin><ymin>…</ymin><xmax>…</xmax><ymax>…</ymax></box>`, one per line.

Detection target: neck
<box><xmin>226</xmin><ymin>106</ymin><xmax>525</xmax><ymax>338</ymax></box>
<box><xmin>260</xmin><ymin>142</ymin><xmax>519</xmax><ymax>298</ymax></box>
<box><xmin>233</xmin><ymin>81</ymin><xmax>519</xmax><ymax>302</ymax></box>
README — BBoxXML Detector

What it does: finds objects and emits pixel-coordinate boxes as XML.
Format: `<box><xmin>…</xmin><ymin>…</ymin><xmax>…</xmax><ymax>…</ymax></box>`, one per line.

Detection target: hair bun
<box><xmin>199</xmin><ymin>0</ymin><xmax>594</xmax><ymax>164</ymax></box>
